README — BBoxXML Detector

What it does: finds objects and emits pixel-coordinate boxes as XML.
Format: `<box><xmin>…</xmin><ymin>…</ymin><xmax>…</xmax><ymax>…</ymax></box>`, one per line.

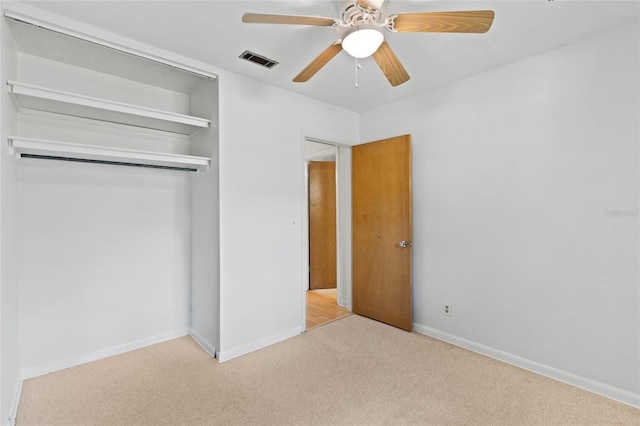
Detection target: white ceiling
<box><xmin>22</xmin><ymin>0</ymin><xmax>640</xmax><ymax>112</ymax></box>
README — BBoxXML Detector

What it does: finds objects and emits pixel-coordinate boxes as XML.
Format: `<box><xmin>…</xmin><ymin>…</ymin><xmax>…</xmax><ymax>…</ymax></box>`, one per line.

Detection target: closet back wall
<box><xmin>17</xmin><ymin>161</ymin><xmax>192</xmax><ymax>376</ymax></box>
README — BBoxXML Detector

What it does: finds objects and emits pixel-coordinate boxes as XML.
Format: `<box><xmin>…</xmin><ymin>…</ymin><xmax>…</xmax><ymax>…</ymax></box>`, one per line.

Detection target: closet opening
<box><xmin>4</xmin><ymin>11</ymin><xmax>220</xmax><ymax>382</ymax></box>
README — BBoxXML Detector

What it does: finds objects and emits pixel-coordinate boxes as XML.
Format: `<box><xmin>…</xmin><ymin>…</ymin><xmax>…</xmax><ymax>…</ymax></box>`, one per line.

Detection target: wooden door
<box><xmin>309</xmin><ymin>161</ymin><xmax>337</xmax><ymax>290</ymax></box>
<box><xmin>352</xmin><ymin>135</ymin><xmax>412</xmax><ymax>331</ymax></box>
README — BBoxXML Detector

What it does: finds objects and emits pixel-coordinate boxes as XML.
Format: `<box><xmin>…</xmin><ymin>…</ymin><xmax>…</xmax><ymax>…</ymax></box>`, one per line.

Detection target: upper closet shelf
<box><xmin>7</xmin><ymin>80</ymin><xmax>210</xmax><ymax>135</ymax></box>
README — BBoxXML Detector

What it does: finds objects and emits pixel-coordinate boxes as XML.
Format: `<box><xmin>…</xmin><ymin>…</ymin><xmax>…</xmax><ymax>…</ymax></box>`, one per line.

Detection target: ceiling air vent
<box><xmin>239</xmin><ymin>50</ymin><xmax>279</xmax><ymax>69</ymax></box>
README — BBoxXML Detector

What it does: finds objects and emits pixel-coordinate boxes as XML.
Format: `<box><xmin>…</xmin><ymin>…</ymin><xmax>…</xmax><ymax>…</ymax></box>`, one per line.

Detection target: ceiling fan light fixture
<box><xmin>342</xmin><ymin>25</ymin><xmax>384</xmax><ymax>58</ymax></box>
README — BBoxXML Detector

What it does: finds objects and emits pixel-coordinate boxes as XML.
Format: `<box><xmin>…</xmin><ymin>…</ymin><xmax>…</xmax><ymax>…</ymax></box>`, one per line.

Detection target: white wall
<box><xmin>0</xmin><ymin>14</ymin><xmax>20</xmax><ymax>425</ymax></box>
<box><xmin>190</xmin><ymin>78</ymin><xmax>220</xmax><ymax>355</ymax></box>
<box><xmin>360</xmin><ymin>22</ymin><xmax>640</xmax><ymax>406</ymax></box>
<box><xmin>17</xmin><ymin>161</ymin><xmax>192</xmax><ymax>376</ymax></box>
<box><xmin>217</xmin><ymin>71</ymin><xmax>358</xmax><ymax>360</ymax></box>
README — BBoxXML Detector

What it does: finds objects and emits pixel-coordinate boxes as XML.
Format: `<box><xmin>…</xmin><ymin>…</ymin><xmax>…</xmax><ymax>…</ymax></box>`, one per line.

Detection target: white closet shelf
<box><xmin>8</xmin><ymin>136</ymin><xmax>210</xmax><ymax>172</ymax></box>
<box><xmin>7</xmin><ymin>80</ymin><xmax>210</xmax><ymax>135</ymax></box>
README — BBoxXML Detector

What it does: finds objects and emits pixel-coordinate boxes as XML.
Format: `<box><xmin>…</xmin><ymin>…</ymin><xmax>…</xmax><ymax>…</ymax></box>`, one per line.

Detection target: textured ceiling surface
<box><xmin>22</xmin><ymin>0</ymin><xmax>640</xmax><ymax>112</ymax></box>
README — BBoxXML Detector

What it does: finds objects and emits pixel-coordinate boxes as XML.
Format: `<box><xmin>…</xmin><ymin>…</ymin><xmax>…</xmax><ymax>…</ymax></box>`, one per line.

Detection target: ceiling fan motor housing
<box><xmin>339</xmin><ymin>1</ymin><xmax>382</xmax><ymax>28</ymax></box>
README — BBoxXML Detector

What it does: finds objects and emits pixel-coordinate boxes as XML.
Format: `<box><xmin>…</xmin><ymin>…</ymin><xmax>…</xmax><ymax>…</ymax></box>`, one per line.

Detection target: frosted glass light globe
<box><xmin>342</xmin><ymin>25</ymin><xmax>384</xmax><ymax>59</ymax></box>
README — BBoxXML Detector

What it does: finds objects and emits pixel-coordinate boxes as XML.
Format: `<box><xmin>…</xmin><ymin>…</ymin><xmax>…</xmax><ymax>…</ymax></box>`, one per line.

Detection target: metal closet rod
<box><xmin>21</xmin><ymin>154</ymin><xmax>198</xmax><ymax>172</ymax></box>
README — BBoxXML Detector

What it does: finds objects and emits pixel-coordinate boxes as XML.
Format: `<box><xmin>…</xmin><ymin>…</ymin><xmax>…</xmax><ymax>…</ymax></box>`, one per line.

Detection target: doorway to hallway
<box><xmin>303</xmin><ymin>138</ymin><xmax>351</xmax><ymax>329</ymax></box>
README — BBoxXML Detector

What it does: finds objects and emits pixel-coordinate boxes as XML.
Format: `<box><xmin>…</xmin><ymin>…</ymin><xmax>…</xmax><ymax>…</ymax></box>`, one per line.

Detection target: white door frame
<box><xmin>300</xmin><ymin>136</ymin><xmax>353</xmax><ymax>331</ymax></box>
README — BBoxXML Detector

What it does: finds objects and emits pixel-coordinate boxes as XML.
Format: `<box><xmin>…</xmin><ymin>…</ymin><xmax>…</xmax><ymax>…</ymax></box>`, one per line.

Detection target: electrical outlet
<box><xmin>443</xmin><ymin>304</ymin><xmax>452</xmax><ymax>317</ymax></box>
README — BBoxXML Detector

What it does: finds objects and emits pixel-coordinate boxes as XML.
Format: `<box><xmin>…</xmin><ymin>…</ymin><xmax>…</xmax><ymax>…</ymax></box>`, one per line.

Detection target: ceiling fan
<box><xmin>242</xmin><ymin>0</ymin><xmax>495</xmax><ymax>87</ymax></box>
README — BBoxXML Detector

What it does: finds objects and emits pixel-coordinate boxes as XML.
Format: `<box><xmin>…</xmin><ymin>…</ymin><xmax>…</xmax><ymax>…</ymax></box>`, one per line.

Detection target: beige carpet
<box><xmin>17</xmin><ymin>315</ymin><xmax>640</xmax><ymax>425</ymax></box>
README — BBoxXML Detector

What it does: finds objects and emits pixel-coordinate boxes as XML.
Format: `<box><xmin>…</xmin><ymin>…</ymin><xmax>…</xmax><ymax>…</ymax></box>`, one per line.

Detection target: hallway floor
<box><xmin>306</xmin><ymin>288</ymin><xmax>351</xmax><ymax>329</ymax></box>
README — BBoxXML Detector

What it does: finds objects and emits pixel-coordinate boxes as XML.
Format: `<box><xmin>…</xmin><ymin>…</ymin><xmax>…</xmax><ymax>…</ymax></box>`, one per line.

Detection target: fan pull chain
<box><xmin>355</xmin><ymin>57</ymin><xmax>362</xmax><ymax>88</ymax></box>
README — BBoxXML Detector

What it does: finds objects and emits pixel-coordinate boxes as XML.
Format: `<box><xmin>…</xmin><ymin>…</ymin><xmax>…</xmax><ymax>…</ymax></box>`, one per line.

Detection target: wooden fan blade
<box><xmin>372</xmin><ymin>41</ymin><xmax>410</xmax><ymax>87</ymax></box>
<box><xmin>293</xmin><ymin>43</ymin><xmax>343</xmax><ymax>82</ymax></box>
<box><xmin>392</xmin><ymin>10</ymin><xmax>495</xmax><ymax>33</ymax></box>
<box><xmin>357</xmin><ymin>0</ymin><xmax>386</xmax><ymax>11</ymax></box>
<box><xmin>242</xmin><ymin>13</ymin><xmax>336</xmax><ymax>27</ymax></box>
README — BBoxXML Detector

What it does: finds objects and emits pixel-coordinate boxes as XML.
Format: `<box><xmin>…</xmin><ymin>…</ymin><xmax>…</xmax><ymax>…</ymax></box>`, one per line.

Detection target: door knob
<box><xmin>399</xmin><ymin>240</ymin><xmax>411</xmax><ymax>248</ymax></box>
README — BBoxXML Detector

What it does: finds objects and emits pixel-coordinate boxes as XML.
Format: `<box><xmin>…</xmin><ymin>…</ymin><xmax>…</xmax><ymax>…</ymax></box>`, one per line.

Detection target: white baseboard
<box><xmin>21</xmin><ymin>328</ymin><xmax>190</xmax><ymax>380</ymax></box>
<box><xmin>189</xmin><ymin>328</ymin><xmax>217</xmax><ymax>358</ymax></box>
<box><xmin>8</xmin><ymin>377</ymin><xmax>22</xmax><ymax>426</ymax></box>
<box><xmin>217</xmin><ymin>327</ymin><xmax>302</xmax><ymax>362</ymax></box>
<box><xmin>413</xmin><ymin>323</ymin><xmax>640</xmax><ymax>409</ymax></box>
